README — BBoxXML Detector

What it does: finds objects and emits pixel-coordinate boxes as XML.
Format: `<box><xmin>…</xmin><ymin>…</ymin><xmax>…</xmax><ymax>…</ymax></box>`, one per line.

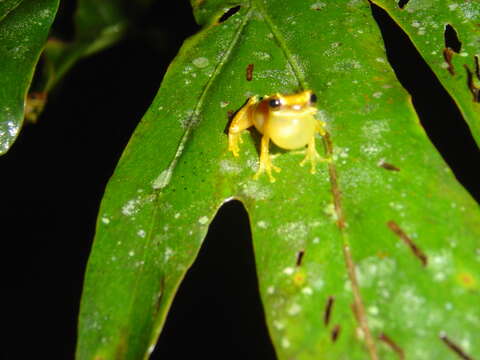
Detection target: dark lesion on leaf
<box><xmin>296</xmin><ymin>249</ymin><xmax>305</xmax><ymax>266</ymax></box>
<box><xmin>246</xmin><ymin>63</ymin><xmax>254</xmax><ymax>81</ymax></box>
<box><xmin>378</xmin><ymin>159</ymin><xmax>400</xmax><ymax>171</ymax></box>
<box><xmin>387</xmin><ymin>220</ymin><xmax>428</xmax><ymax>266</ymax></box>
<box><xmin>443</xmin><ymin>47</ymin><xmax>456</xmax><ymax>75</ymax></box>
<box><xmin>379</xmin><ymin>333</ymin><xmax>405</xmax><ymax>359</ymax></box>
<box><xmin>323</xmin><ymin>296</ymin><xmax>335</xmax><ymax>326</ymax></box>
<box><xmin>218</xmin><ymin>5</ymin><xmax>241</xmax><ymax>23</ymax></box>
<box><xmin>440</xmin><ymin>333</ymin><xmax>474</xmax><ymax>360</ymax></box>
<box><xmin>331</xmin><ymin>324</ymin><xmax>341</xmax><ymax>342</ymax></box>
<box><xmin>464</xmin><ymin>56</ymin><xmax>480</xmax><ymax>102</ymax></box>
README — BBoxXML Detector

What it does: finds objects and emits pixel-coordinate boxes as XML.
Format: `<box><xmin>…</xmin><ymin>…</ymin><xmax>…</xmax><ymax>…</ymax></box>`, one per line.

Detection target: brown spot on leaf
<box><xmin>440</xmin><ymin>333</ymin><xmax>473</xmax><ymax>360</ymax></box>
<box><xmin>387</xmin><ymin>220</ymin><xmax>428</xmax><ymax>266</ymax></box>
<box><xmin>443</xmin><ymin>48</ymin><xmax>455</xmax><ymax>75</ymax></box>
<box><xmin>379</xmin><ymin>333</ymin><xmax>405</xmax><ymax>359</ymax></box>
<box><xmin>378</xmin><ymin>159</ymin><xmax>400</xmax><ymax>171</ymax></box>
<box><xmin>246</xmin><ymin>63</ymin><xmax>254</xmax><ymax>81</ymax></box>
<box><xmin>331</xmin><ymin>324</ymin><xmax>341</xmax><ymax>342</ymax></box>
<box><xmin>464</xmin><ymin>63</ymin><xmax>480</xmax><ymax>102</ymax></box>
<box><xmin>464</xmin><ymin>64</ymin><xmax>480</xmax><ymax>101</ymax></box>
<box><xmin>296</xmin><ymin>249</ymin><xmax>305</xmax><ymax>266</ymax></box>
<box><xmin>324</xmin><ymin>296</ymin><xmax>335</xmax><ymax>326</ymax></box>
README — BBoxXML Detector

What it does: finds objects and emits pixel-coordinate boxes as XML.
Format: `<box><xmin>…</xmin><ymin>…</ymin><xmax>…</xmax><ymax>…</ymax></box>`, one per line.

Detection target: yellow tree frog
<box><xmin>228</xmin><ymin>90</ymin><xmax>327</xmax><ymax>182</ymax></box>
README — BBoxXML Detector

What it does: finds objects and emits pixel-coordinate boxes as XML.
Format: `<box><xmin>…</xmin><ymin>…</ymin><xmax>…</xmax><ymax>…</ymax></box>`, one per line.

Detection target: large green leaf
<box><xmin>372</xmin><ymin>0</ymin><xmax>480</xmax><ymax>147</ymax></box>
<box><xmin>77</xmin><ymin>0</ymin><xmax>480</xmax><ymax>359</ymax></box>
<box><xmin>0</xmin><ymin>0</ymin><xmax>58</xmax><ymax>154</ymax></box>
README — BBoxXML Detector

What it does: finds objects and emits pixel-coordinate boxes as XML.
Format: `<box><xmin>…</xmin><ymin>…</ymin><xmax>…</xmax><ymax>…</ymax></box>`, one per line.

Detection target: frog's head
<box><xmin>266</xmin><ymin>90</ymin><xmax>317</xmax><ymax>116</ymax></box>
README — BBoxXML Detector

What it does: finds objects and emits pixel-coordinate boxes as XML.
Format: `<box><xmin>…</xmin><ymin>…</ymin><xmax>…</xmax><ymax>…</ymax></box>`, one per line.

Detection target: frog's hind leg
<box><xmin>254</xmin><ymin>135</ymin><xmax>281</xmax><ymax>182</ymax></box>
<box><xmin>300</xmin><ymin>119</ymin><xmax>329</xmax><ymax>174</ymax></box>
<box><xmin>228</xmin><ymin>97</ymin><xmax>257</xmax><ymax>157</ymax></box>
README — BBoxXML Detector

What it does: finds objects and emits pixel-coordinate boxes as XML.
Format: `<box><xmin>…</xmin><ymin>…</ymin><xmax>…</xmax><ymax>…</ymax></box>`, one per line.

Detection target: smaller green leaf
<box><xmin>0</xmin><ymin>0</ymin><xmax>58</xmax><ymax>154</ymax></box>
<box><xmin>371</xmin><ymin>0</ymin><xmax>480</xmax><ymax>147</ymax></box>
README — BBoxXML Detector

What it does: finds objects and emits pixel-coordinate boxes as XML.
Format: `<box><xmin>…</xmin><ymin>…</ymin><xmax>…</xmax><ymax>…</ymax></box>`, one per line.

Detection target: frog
<box><xmin>228</xmin><ymin>90</ymin><xmax>327</xmax><ymax>182</ymax></box>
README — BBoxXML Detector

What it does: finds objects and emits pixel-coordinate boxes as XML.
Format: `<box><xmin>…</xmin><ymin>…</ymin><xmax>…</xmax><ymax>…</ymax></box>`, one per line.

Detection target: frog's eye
<box><xmin>268</xmin><ymin>98</ymin><xmax>281</xmax><ymax>108</ymax></box>
<box><xmin>310</xmin><ymin>93</ymin><xmax>317</xmax><ymax>104</ymax></box>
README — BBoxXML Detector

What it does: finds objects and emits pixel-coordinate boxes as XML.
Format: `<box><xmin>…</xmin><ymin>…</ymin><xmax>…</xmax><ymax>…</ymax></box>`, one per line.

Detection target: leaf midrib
<box><xmin>251</xmin><ymin>2</ymin><xmax>379</xmax><ymax>358</ymax></box>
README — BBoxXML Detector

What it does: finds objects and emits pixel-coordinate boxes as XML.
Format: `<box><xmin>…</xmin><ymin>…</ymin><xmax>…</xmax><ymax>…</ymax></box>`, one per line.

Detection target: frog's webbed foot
<box><xmin>300</xmin><ymin>135</ymin><xmax>330</xmax><ymax>174</ymax></box>
<box><xmin>254</xmin><ymin>156</ymin><xmax>281</xmax><ymax>182</ymax></box>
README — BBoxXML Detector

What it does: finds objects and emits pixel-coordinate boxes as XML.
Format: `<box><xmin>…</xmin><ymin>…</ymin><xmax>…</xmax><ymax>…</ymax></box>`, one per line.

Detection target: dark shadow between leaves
<box><xmin>153</xmin><ymin>200</ymin><xmax>277</xmax><ymax>360</ymax></box>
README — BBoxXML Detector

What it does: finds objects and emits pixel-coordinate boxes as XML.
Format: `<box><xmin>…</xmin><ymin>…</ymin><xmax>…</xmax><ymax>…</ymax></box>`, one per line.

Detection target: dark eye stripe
<box><xmin>310</xmin><ymin>93</ymin><xmax>317</xmax><ymax>103</ymax></box>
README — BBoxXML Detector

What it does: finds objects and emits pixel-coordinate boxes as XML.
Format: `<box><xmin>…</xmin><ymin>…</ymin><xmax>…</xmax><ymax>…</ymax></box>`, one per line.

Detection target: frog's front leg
<box><xmin>300</xmin><ymin>119</ymin><xmax>328</xmax><ymax>174</ymax></box>
<box><xmin>254</xmin><ymin>134</ymin><xmax>281</xmax><ymax>182</ymax></box>
<box><xmin>228</xmin><ymin>97</ymin><xmax>257</xmax><ymax>157</ymax></box>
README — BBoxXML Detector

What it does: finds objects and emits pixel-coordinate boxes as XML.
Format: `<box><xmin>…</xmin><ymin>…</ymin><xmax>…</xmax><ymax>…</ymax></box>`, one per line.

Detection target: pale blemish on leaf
<box><xmin>240</xmin><ymin>180</ymin><xmax>272</xmax><ymax>200</ymax></box>
<box><xmin>192</xmin><ymin>56</ymin><xmax>209</xmax><ymax>68</ymax></box>
<box><xmin>219</xmin><ymin>159</ymin><xmax>242</xmax><ymax>174</ymax></box>
<box><xmin>257</xmin><ymin>220</ymin><xmax>268</xmax><ymax>228</ymax></box>
<box><xmin>121</xmin><ymin>197</ymin><xmax>141</xmax><ymax>217</ymax></box>
<box><xmin>277</xmin><ymin>221</ymin><xmax>308</xmax><ymax>244</ymax></box>
<box><xmin>281</xmin><ymin>337</ymin><xmax>290</xmax><ymax>349</ymax></box>
<box><xmin>287</xmin><ymin>303</ymin><xmax>302</xmax><ymax>316</ymax></box>
<box><xmin>301</xmin><ymin>287</ymin><xmax>313</xmax><ymax>295</ymax></box>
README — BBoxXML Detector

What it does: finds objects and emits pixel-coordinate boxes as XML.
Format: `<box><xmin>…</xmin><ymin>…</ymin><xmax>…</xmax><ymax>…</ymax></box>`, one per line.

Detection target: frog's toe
<box><xmin>265</xmin><ymin>170</ymin><xmax>276</xmax><ymax>182</ymax></box>
<box><xmin>253</xmin><ymin>169</ymin><xmax>276</xmax><ymax>182</ymax></box>
<box><xmin>229</xmin><ymin>146</ymin><xmax>240</xmax><ymax>157</ymax></box>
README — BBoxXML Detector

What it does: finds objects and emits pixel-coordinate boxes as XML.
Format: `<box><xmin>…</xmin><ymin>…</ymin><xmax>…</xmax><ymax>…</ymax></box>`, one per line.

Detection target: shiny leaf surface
<box><xmin>0</xmin><ymin>0</ymin><xmax>58</xmax><ymax>154</ymax></box>
<box><xmin>77</xmin><ymin>1</ymin><xmax>480</xmax><ymax>359</ymax></box>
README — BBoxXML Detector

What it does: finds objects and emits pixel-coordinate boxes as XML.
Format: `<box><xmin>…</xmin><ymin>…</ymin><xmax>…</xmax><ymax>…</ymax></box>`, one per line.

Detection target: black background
<box><xmin>1</xmin><ymin>2</ymin><xmax>479</xmax><ymax>359</ymax></box>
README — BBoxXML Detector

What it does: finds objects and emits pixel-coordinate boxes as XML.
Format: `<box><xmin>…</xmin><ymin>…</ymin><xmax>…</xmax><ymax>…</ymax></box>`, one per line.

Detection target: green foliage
<box><xmin>0</xmin><ymin>0</ymin><xmax>153</xmax><ymax>153</ymax></box>
<box><xmin>0</xmin><ymin>0</ymin><xmax>58</xmax><ymax>153</ymax></box>
<box><xmin>372</xmin><ymin>0</ymin><xmax>480</xmax><ymax>146</ymax></box>
<box><xmin>76</xmin><ymin>0</ymin><xmax>480</xmax><ymax>359</ymax></box>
